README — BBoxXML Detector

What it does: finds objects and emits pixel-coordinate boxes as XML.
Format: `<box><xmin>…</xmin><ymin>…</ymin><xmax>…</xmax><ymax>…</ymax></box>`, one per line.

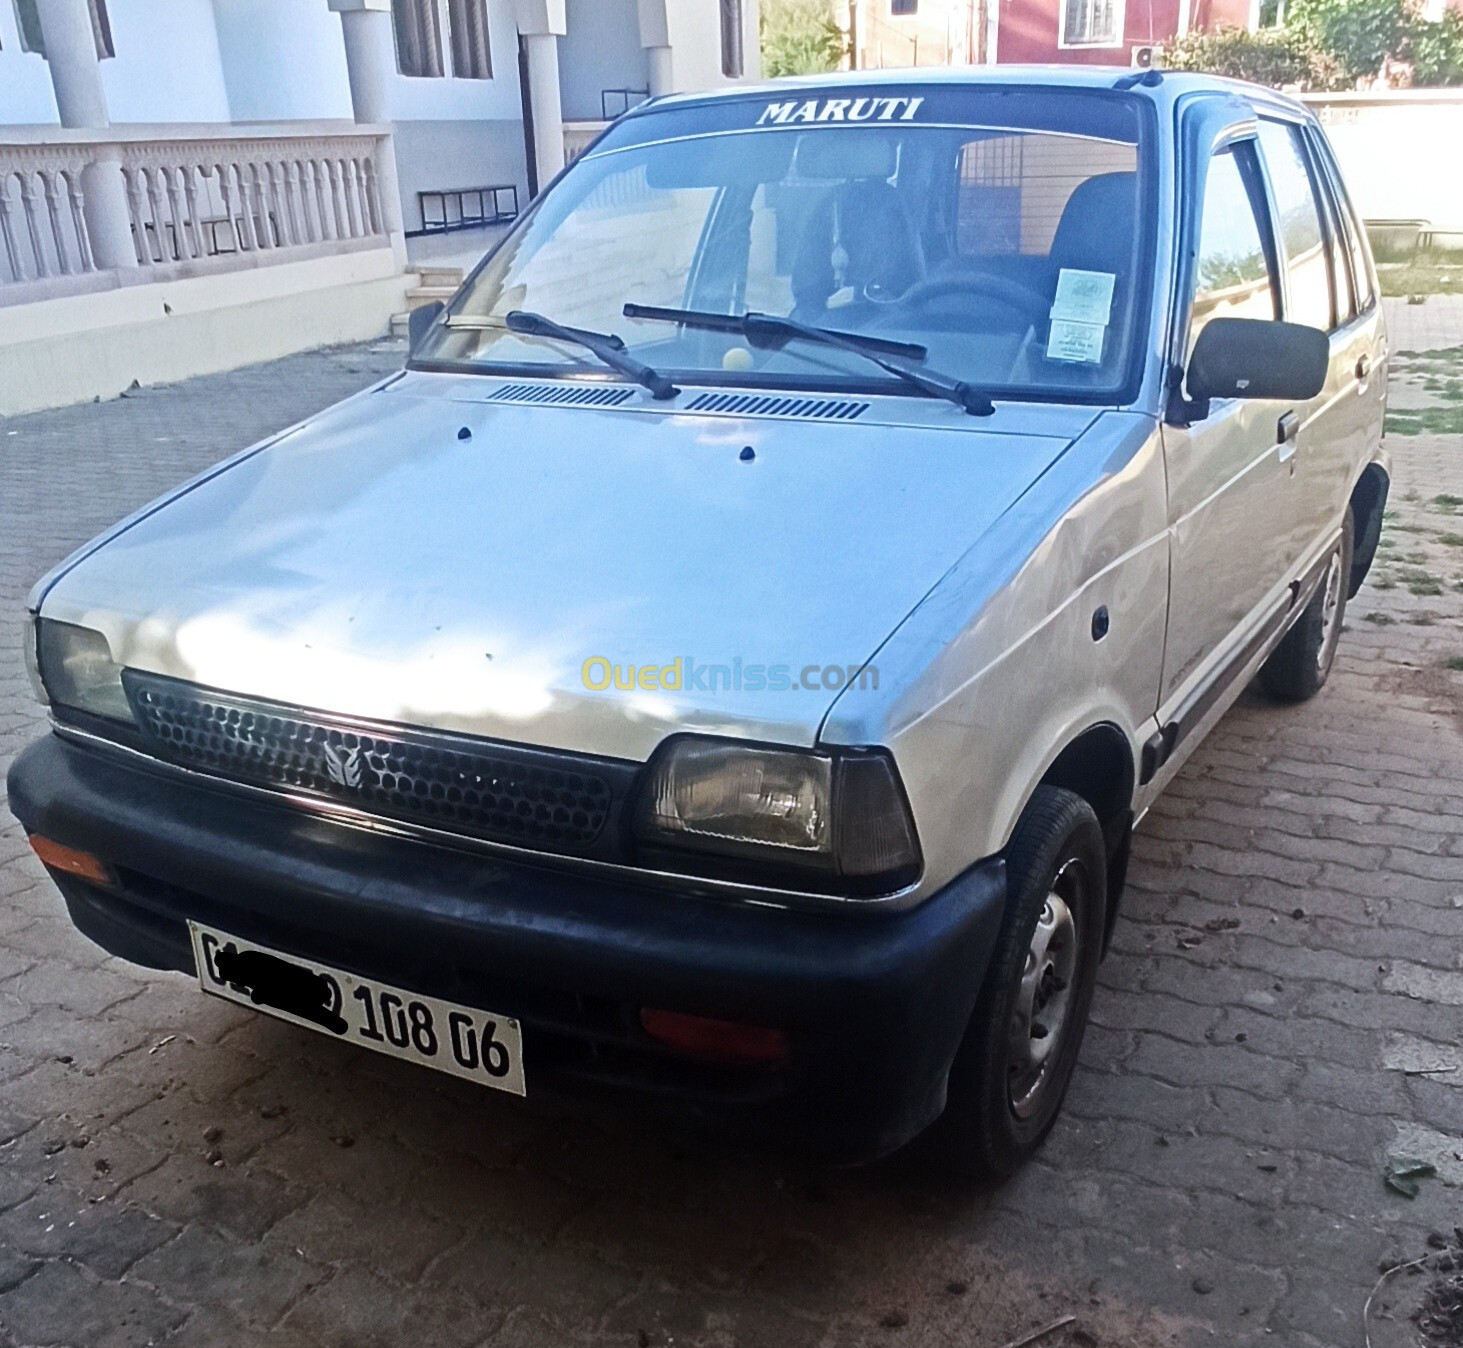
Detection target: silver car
<box><xmin>10</xmin><ymin>67</ymin><xmax>1388</xmax><ymax>1177</ymax></box>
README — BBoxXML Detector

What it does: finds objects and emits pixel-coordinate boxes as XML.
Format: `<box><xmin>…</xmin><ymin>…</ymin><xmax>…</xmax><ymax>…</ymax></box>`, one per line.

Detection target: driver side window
<box><xmin>1188</xmin><ymin>144</ymin><xmax>1279</xmax><ymax>356</ymax></box>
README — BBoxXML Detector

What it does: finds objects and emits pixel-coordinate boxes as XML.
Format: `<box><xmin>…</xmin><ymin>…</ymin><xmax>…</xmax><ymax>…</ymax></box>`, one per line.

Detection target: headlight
<box><xmin>35</xmin><ymin>619</ymin><xmax>134</xmax><ymax>723</ymax></box>
<box><xmin>22</xmin><ymin>615</ymin><xmax>47</xmax><ymax>707</ymax></box>
<box><xmin>636</xmin><ymin>737</ymin><xmax>921</xmax><ymax>896</ymax></box>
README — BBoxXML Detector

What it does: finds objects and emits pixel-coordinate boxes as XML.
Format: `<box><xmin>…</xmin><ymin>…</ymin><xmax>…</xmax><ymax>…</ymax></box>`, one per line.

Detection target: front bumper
<box><xmin>6</xmin><ymin>733</ymin><xmax>1006</xmax><ymax>1162</ymax></box>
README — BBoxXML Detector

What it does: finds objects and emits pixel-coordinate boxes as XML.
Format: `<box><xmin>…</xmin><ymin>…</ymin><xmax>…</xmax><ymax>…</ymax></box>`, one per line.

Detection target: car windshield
<box><xmin>415</xmin><ymin>86</ymin><xmax>1154</xmax><ymax>404</ymax></box>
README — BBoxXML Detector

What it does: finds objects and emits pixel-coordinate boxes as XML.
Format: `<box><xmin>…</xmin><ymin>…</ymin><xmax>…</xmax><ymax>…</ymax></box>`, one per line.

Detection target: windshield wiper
<box><xmin>623</xmin><ymin>304</ymin><xmax>994</xmax><ymax>416</ymax></box>
<box><xmin>504</xmin><ymin>310</ymin><xmax>680</xmax><ymax>401</ymax></box>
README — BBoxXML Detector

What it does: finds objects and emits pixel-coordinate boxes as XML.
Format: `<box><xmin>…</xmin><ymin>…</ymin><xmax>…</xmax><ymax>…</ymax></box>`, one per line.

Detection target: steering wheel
<box><xmin>884</xmin><ymin>273</ymin><xmax>1054</xmax><ymax>327</ymax></box>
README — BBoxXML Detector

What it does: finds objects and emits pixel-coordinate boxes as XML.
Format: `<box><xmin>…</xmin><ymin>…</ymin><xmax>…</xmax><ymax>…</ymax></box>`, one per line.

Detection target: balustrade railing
<box><xmin>0</xmin><ymin>144</ymin><xmax>97</xmax><ymax>286</ymax></box>
<box><xmin>1</xmin><ymin>123</ymin><xmax>398</xmax><ymax>301</ymax></box>
<box><xmin>119</xmin><ymin>134</ymin><xmax>385</xmax><ymax>266</ymax></box>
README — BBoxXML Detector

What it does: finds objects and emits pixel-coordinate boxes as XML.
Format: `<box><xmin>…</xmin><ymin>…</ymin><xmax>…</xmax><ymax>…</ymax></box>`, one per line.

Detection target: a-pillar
<box><xmin>328</xmin><ymin>0</ymin><xmax>407</xmax><ymax>266</ymax></box>
<box><xmin>511</xmin><ymin>0</ymin><xmax>567</xmax><ymax>191</ymax></box>
<box><xmin>35</xmin><ymin>0</ymin><xmax>135</xmax><ymax>269</ymax></box>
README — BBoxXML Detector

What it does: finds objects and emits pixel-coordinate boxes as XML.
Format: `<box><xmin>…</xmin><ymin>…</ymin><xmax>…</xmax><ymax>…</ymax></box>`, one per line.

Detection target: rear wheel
<box><xmin>928</xmin><ymin>786</ymin><xmax>1106</xmax><ymax>1182</ymax></box>
<box><xmin>1260</xmin><ymin>509</ymin><xmax>1354</xmax><ymax>703</ymax></box>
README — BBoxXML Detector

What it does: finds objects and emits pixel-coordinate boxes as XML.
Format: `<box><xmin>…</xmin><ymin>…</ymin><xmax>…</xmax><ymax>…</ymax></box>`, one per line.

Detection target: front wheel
<box><xmin>1260</xmin><ymin>509</ymin><xmax>1355</xmax><ymax>703</ymax></box>
<box><xmin>927</xmin><ymin>786</ymin><xmax>1106</xmax><ymax>1182</ymax></box>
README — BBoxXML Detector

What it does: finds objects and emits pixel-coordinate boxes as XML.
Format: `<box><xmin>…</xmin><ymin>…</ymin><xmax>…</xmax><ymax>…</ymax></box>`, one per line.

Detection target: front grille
<box><xmin>123</xmin><ymin>673</ymin><xmax>633</xmax><ymax>857</ymax></box>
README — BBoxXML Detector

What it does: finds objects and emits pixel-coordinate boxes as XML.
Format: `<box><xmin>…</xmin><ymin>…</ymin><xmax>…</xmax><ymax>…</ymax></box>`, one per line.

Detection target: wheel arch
<box><xmin>1031</xmin><ymin>721</ymin><xmax>1136</xmax><ymax>951</ymax></box>
<box><xmin>1348</xmin><ymin>461</ymin><xmax>1390</xmax><ymax>599</ymax></box>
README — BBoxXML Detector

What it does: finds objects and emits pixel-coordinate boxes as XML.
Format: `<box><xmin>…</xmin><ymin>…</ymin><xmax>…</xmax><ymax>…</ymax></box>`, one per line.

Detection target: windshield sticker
<box><xmin>1047</xmin><ymin>319</ymin><xmax>1106</xmax><ymax>365</ymax></box>
<box><xmin>756</xmin><ymin>96</ymin><xmax>925</xmax><ymax>126</ymax></box>
<box><xmin>1052</xmin><ymin>269</ymin><xmax>1116</xmax><ymax>326</ymax></box>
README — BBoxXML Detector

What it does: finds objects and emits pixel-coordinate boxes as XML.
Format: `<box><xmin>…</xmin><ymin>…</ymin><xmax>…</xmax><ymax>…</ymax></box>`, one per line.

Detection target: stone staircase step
<box><xmin>405</xmin><ymin>284</ymin><xmax>458</xmax><ymax>307</ymax></box>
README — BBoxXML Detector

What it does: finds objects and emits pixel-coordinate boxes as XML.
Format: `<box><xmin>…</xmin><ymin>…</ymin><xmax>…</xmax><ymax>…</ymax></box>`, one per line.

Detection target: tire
<box><xmin>1260</xmin><ymin>508</ymin><xmax>1355</xmax><ymax>703</ymax></box>
<box><xmin>927</xmin><ymin>786</ymin><xmax>1107</xmax><ymax>1182</ymax></box>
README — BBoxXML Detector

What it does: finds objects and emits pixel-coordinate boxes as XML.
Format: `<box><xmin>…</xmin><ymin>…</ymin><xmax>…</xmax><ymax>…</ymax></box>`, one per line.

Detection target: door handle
<box><xmin>1277</xmin><ymin>410</ymin><xmax>1300</xmax><ymax>465</ymax></box>
<box><xmin>1355</xmin><ymin>354</ymin><xmax>1372</xmax><ymax>382</ymax></box>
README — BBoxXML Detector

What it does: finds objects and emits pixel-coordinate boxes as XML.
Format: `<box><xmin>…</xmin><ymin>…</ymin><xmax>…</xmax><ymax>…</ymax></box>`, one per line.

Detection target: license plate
<box><xmin>188</xmin><ymin>922</ymin><xmax>525</xmax><ymax>1096</ymax></box>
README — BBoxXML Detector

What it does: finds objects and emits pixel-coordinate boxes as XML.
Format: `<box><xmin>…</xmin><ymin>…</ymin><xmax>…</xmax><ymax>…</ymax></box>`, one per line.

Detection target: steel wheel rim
<box><xmin>1008</xmin><ymin>859</ymin><xmax>1084</xmax><ymax>1120</ymax></box>
<box><xmin>1317</xmin><ymin>545</ymin><xmax>1345</xmax><ymax>675</ymax></box>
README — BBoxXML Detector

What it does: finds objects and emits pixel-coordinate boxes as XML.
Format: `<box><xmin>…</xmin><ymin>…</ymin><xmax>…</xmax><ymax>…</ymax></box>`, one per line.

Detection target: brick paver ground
<box><xmin>1</xmin><ymin>308</ymin><xmax>1459</xmax><ymax>1348</ymax></box>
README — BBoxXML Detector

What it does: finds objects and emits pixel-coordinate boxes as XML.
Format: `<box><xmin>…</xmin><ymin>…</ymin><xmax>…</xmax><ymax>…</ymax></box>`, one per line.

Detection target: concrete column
<box><xmin>329</xmin><ymin>0</ymin><xmax>394</xmax><ymax>124</ymax></box>
<box><xmin>523</xmin><ymin>33</ymin><xmax>564</xmax><ymax>185</ymax></box>
<box><xmin>329</xmin><ymin>0</ymin><xmax>407</xmax><ymax>266</ymax></box>
<box><xmin>511</xmin><ymin>0</ymin><xmax>567</xmax><ymax>190</ymax></box>
<box><xmin>80</xmin><ymin>153</ymin><xmax>139</xmax><ymax>269</ymax></box>
<box><xmin>645</xmin><ymin>46</ymin><xmax>673</xmax><ymax>95</ymax></box>
<box><xmin>36</xmin><ymin>0</ymin><xmax>108</xmax><ymax>128</ymax></box>
<box><xmin>637</xmin><ymin>0</ymin><xmax>673</xmax><ymax>94</ymax></box>
<box><xmin>37</xmin><ymin>0</ymin><xmax>138</xmax><ymax>269</ymax></box>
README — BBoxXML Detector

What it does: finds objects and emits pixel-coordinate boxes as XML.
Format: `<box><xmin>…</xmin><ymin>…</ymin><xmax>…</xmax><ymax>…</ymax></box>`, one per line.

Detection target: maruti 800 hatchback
<box><xmin>9</xmin><ymin>68</ymin><xmax>1388</xmax><ymax>1178</ymax></box>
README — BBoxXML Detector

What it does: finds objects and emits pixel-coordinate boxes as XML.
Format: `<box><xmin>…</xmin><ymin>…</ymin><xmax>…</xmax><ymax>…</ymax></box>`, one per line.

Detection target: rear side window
<box><xmin>1189</xmin><ymin>145</ymin><xmax>1278</xmax><ymax>353</ymax></box>
<box><xmin>1257</xmin><ymin>120</ymin><xmax>1331</xmax><ymax>331</ymax></box>
<box><xmin>1317</xmin><ymin>160</ymin><xmax>1358</xmax><ymax>325</ymax></box>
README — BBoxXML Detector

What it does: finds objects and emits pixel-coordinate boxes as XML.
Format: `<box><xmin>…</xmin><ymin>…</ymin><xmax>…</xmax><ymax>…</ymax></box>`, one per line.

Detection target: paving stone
<box><xmin>0</xmin><ymin>1258</ymin><xmax>186</xmax><ymax>1348</ymax></box>
<box><xmin>276</xmin><ymin>1265</ymin><xmax>502</xmax><ymax>1348</ymax></box>
<box><xmin>0</xmin><ymin>1193</ymin><xmax>176</xmax><ymax>1279</ymax></box>
<box><xmin>119</xmin><ymin>1151</ymin><xmax>303</xmax><ymax>1243</ymax></box>
<box><xmin>129</xmin><ymin>1224</ymin><xmax>322</xmax><ymax>1330</ymax></box>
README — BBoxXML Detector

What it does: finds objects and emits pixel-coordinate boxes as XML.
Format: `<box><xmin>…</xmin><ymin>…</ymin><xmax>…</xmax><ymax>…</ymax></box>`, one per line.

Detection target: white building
<box><xmin>0</xmin><ymin>0</ymin><xmax>760</xmax><ymax>414</ymax></box>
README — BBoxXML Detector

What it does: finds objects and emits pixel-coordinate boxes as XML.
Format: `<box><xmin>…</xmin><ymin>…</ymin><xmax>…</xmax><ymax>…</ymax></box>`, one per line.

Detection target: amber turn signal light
<box><xmin>639</xmin><ymin>1008</ymin><xmax>790</xmax><ymax>1067</ymax></box>
<box><xmin>28</xmin><ymin>836</ymin><xmax>116</xmax><ymax>888</ymax></box>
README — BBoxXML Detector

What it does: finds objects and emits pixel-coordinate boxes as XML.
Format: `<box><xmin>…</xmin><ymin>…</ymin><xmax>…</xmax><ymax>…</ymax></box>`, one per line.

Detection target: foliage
<box><xmin>1286</xmin><ymin>0</ymin><xmax>1409</xmax><ymax>81</ymax></box>
<box><xmin>1160</xmin><ymin>25</ymin><xmax>1344</xmax><ymax>88</ymax></box>
<box><xmin>1408</xmin><ymin>5</ymin><xmax>1463</xmax><ymax>84</ymax></box>
<box><xmin>760</xmin><ymin>0</ymin><xmax>845</xmax><ymax>78</ymax></box>
<box><xmin>1162</xmin><ymin>0</ymin><xmax>1463</xmax><ymax>88</ymax></box>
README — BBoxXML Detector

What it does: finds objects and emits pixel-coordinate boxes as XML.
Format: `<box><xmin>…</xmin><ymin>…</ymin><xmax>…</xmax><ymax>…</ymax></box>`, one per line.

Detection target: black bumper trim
<box><xmin>7</xmin><ymin>733</ymin><xmax>1006</xmax><ymax>1161</ymax></box>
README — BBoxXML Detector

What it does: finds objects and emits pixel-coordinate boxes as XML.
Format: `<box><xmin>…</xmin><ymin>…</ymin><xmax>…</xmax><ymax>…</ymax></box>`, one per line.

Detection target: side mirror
<box><xmin>1185</xmin><ymin>318</ymin><xmax>1329</xmax><ymax>403</ymax></box>
<box><xmin>407</xmin><ymin>300</ymin><xmax>445</xmax><ymax>356</ymax></box>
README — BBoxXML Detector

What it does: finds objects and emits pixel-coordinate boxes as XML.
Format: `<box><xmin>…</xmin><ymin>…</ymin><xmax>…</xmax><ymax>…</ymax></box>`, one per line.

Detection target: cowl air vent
<box><xmin>685</xmin><ymin>392</ymin><xmax>868</xmax><ymax>421</ymax></box>
<box><xmin>489</xmin><ymin>382</ymin><xmax>636</xmax><ymax>408</ymax></box>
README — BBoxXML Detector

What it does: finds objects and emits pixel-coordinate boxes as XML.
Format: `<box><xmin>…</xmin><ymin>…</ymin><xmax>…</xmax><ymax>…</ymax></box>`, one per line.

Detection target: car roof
<box><xmin>631</xmin><ymin>65</ymin><xmax>1312</xmax><ymax>124</ymax></box>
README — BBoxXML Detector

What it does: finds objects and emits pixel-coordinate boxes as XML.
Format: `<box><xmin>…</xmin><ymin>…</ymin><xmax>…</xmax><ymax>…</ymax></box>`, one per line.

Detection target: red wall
<box><xmin>994</xmin><ymin>0</ymin><xmax>1241</xmax><ymax>65</ymax></box>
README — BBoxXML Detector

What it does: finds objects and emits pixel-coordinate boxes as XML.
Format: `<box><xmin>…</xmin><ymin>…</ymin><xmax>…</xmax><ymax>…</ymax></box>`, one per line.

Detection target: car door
<box><xmin>1255</xmin><ymin>116</ymin><xmax>1386</xmax><ymax>567</ymax></box>
<box><xmin>1159</xmin><ymin>137</ymin><xmax>1296</xmax><ymax>707</ymax></box>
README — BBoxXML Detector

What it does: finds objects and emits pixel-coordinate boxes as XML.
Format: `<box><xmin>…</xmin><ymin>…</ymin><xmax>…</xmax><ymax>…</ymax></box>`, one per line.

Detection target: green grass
<box><xmin>1377</xmin><ymin>264</ymin><xmax>1463</xmax><ymax>298</ymax></box>
<box><xmin>1447</xmin><ymin>656</ymin><xmax>1463</xmax><ymax>672</ymax></box>
<box><xmin>1398</xmin><ymin>567</ymin><xmax>1445</xmax><ymax>596</ymax></box>
<box><xmin>1386</xmin><ymin>407</ymin><xmax>1463</xmax><ymax>436</ymax></box>
<box><xmin>1435</xmin><ymin>494</ymin><xmax>1463</xmax><ymax>509</ymax></box>
<box><xmin>1438</xmin><ymin>533</ymin><xmax>1463</xmax><ymax>547</ymax></box>
<box><xmin>1364</xmin><ymin>611</ymin><xmax>1395</xmax><ymax>625</ymax></box>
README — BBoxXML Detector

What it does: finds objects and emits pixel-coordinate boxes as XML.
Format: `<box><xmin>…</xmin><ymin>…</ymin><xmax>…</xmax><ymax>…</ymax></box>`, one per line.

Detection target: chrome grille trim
<box><xmin>122</xmin><ymin>673</ymin><xmax>631</xmax><ymax>858</ymax></box>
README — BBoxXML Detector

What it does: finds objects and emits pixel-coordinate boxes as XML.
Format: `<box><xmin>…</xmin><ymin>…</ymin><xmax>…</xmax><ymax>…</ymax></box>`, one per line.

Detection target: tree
<box><xmin>1286</xmin><ymin>0</ymin><xmax>1409</xmax><ymax>81</ymax></box>
<box><xmin>760</xmin><ymin>0</ymin><xmax>845</xmax><ymax>77</ymax></box>
<box><xmin>1405</xmin><ymin>5</ymin><xmax>1463</xmax><ymax>84</ymax></box>
<box><xmin>1160</xmin><ymin>25</ymin><xmax>1344</xmax><ymax>87</ymax></box>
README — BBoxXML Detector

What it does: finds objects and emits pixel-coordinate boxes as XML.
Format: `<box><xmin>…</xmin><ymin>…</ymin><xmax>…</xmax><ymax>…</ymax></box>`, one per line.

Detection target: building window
<box><xmin>1060</xmin><ymin>0</ymin><xmax>1120</xmax><ymax>45</ymax></box>
<box><xmin>890</xmin><ymin>0</ymin><xmax>918</xmax><ymax>13</ymax></box>
<box><xmin>13</xmin><ymin>0</ymin><xmax>114</xmax><ymax>58</ymax></box>
<box><xmin>447</xmin><ymin>0</ymin><xmax>491</xmax><ymax>79</ymax></box>
<box><xmin>720</xmin><ymin>0</ymin><xmax>744</xmax><ymax>77</ymax></box>
<box><xmin>392</xmin><ymin>0</ymin><xmax>445</xmax><ymax>77</ymax></box>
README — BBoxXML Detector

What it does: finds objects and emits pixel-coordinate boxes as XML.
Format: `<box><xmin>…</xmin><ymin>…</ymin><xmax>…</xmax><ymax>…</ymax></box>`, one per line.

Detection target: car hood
<box><xmin>39</xmin><ymin>375</ymin><xmax>1093</xmax><ymax>760</ymax></box>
